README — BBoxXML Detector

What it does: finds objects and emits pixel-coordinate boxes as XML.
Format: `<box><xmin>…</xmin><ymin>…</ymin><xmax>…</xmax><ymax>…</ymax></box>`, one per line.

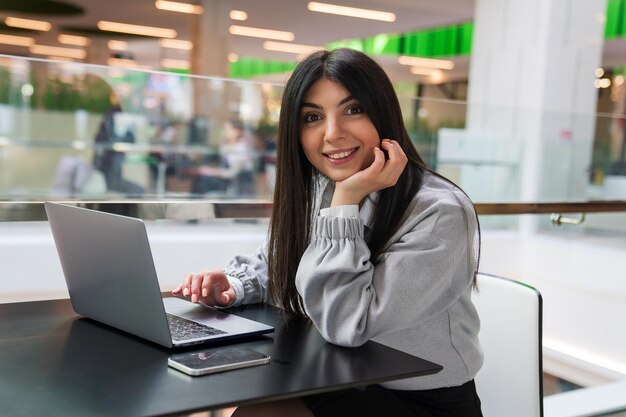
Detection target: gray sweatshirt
<box><xmin>224</xmin><ymin>171</ymin><xmax>483</xmax><ymax>390</ymax></box>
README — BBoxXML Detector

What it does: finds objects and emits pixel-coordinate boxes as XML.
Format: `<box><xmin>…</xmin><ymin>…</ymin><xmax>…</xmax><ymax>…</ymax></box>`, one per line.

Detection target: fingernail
<box><xmin>202</xmin><ymin>288</ymin><xmax>208</xmax><ymax>297</ymax></box>
<box><xmin>191</xmin><ymin>294</ymin><xmax>198</xmax><ymax>303</ymax></box>
<box><xmin>183</xmin><ymin>288</ymin><xmax>189</xmax><ymax>296</ymax></box>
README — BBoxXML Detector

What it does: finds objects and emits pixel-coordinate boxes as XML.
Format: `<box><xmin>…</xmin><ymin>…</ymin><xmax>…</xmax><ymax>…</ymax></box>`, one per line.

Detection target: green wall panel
<box><xmin>606</xmin><ymin>0</ymin><xmax>621</xmax><ymax>38</ymax></box>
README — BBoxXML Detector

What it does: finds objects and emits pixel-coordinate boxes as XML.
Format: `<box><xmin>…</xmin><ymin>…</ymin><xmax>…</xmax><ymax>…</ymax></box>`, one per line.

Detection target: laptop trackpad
<box><xmin>164</xmin><ymin>297</ymin><xmax>229</xmax><ymax>320</ymax></box>
<box><xmin>163</xmin><ymin>297</ymin><xmax>266</xmax><ymax>333</ymax></box>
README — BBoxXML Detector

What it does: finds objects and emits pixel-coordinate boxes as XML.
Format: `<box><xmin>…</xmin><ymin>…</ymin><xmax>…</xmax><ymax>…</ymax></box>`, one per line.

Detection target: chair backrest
<box><xmin>473</xmin><ymin>273</ymin><xmax>543</xmax><ymax>417</ymax></box>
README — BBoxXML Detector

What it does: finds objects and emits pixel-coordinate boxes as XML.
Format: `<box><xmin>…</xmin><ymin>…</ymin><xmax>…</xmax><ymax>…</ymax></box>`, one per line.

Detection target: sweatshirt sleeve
<box><xmin>223</xmin><ymin>243</ymin><xmax>269</xmax><ymax>306</ymax></box>
<box><xmin>295</xmin><ymin>200</ymin><xmax>476</xmax><ymax>347</ymax></box>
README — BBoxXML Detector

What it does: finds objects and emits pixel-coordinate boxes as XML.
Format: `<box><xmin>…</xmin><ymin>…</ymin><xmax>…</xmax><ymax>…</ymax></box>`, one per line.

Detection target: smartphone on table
<box><xmin>168</xmin><ymin>347</ymin><xmax>270</xmax><ymax>376</ymax></box>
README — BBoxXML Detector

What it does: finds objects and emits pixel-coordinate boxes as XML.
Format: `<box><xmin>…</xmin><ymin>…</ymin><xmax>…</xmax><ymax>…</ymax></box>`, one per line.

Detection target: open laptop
<box><xmin>45</xmin><ymin>202</ymin><xmax>273</xmax><ymax>348</ymax></box>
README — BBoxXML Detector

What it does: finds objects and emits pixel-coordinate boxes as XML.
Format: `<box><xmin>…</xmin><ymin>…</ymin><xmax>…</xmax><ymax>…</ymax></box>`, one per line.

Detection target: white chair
<box><xmin>473</xmin><ymin>273</ymin><xmax>544</xmax><ymax>417</ymax></box>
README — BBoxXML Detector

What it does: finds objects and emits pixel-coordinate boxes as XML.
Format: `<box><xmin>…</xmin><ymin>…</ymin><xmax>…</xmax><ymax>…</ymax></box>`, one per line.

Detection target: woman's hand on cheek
<box><xmin>331</xmin><ymin>139</ymin><xmax>408</xmax><ymax>207</ymax></box>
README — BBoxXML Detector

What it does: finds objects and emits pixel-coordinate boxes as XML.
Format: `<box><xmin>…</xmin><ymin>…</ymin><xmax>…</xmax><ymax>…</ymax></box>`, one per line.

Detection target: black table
<box><xmin>0</xmin><ymin>297</ymin><xmax>442</xmax><ymax>416</ymax></box>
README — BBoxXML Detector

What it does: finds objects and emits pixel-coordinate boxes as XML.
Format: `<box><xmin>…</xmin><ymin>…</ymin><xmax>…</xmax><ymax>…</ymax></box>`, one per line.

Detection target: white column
<box><xmin>440</xmin><ymin>0</ymin><xmax>607</xmax><ymax>213</ymax></box>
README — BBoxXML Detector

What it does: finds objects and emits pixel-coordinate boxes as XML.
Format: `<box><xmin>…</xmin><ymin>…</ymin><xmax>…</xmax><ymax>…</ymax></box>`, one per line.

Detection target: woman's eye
<box><xmin>346</xmin><ymin>106</ymin><xmax>363</xmax><ymax>115</ymax></box>
<box><xmin>304</xmin><ymin>113</ymin><xmax>320</xmax><ymax>123</ymax></box>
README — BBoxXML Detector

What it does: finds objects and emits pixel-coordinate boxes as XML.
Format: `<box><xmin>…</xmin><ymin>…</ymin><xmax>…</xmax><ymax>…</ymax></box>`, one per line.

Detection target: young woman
<box><xmin>173</xmin><ymin>48</ymin><xmax>484</xmax><ymax>417</ymax></box>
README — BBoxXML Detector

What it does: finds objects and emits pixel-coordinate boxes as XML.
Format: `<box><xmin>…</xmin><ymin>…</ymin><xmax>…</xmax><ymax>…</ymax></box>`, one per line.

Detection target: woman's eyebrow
<box><xmin>301</xmin><ymin>102</ymin><xmax>321</xmax><ymax>109</ymax></box>
<box><xmin>300</xmin><ymin>95</ymin><xmax>355</xmax><ymax>110</ymax></box>
<box><xmin>337</xmin><ymin>95</ymin><xmax>354</xmax><ymax>106</ymax></box>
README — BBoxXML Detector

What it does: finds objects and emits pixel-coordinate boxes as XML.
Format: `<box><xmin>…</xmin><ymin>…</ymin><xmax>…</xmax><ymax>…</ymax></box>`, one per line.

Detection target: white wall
<box><xmin>0</xmin><ymin>220</ymin><xmax>267</xmax><ymax>302</ymax></box>
<box><xmin>480</xmin><ymin>228</ymin><xmax>626</xmax><ymax>386</ymax></box>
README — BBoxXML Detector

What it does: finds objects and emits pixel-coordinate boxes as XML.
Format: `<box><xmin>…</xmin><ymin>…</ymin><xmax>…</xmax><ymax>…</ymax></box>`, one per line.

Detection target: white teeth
<box><xmin>327</xmin><ymin>149</ymin><xmax>355</xmax><ymax>159</ymax></box>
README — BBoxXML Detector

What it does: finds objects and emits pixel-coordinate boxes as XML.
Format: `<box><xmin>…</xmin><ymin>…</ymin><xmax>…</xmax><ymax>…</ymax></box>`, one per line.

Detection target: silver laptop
<box><xmin>45</xmin><ymin>202</ymin><xmax>273</xmax><ymax>348</ymax></box>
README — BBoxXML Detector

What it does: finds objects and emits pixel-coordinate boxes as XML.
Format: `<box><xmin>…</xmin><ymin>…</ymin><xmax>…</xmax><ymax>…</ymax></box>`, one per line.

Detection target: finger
<box><xmin>391</xmin><ymin>140</ymin><xmax>408</xmax><ymax>162</ymax></box>
<box><xmin>180</xmin><ymin>273</ymin><xmax>193</xmax><ymax>296</ymax></box>
<box><xmin>362</xmin><ymin>147</ymin><xmax>385</xmax><ymax>175</ymax></box>
<box><xmin>201</xmin><ymin>272</ymin><xmax>215</xmax><ymax>299</ymax></box>
<box><xmin>221</xmin><ymin>286</ymin><xmax>237</xmax><ymax>306</ymax></box>
<box><xmin>221</xmin><ymin>291</ymin><xmax>231</xmax><ymax>305</ymax></box>
<box><xmin>210</xmin><ymin>274</ymin><xmax>228</xmax><ymax>298</ymax></box>
<box><xmin>381</xmin><ymin>139</ymin><xmax>401</xmax><ymax>160</ymax></box>
<box><xmin>211</xmin><ymin>275</ymin><xmax>233</xmax><ymax>305</ymax></box>
<box><xmin>377</xmin><ymin>141</ymin><xmax>406</xmax><ymax>185</ymax></box>
<box><xmin>381</xmin><ymin>140</ymin><xmax>407</xmax><ymax>170</ymax></box>
<box><xmin>190</xmin><ymin>272</ymin><xmax>205</xmax><ymax>303</ymax></box>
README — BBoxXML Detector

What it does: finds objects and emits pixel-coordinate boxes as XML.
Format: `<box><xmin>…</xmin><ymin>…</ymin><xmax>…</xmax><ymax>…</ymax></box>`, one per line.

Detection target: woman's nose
<box><xmin>323</xmin><ymin>118</ymin><xmax>345</xmax><ymax>142</ymax></box>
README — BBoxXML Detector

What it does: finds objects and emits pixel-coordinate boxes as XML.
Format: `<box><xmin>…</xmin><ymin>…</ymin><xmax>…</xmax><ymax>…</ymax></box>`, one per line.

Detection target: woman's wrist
<box><xmin>330</xmin><ymin>189</ymin><xmax>365</xmax><ymax>207</ymax></box>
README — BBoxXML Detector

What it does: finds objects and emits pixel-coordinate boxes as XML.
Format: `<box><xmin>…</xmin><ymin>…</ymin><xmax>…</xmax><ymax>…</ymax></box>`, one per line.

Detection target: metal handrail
<box><xmin>475</xmin><ymin>201</ymin><xmax>626</xmax><ymax>215</ymax></box>
<box><xmin>0</xmin><ymin>200</ymin><xmax>625</xmax><ymax>222</ymax></box>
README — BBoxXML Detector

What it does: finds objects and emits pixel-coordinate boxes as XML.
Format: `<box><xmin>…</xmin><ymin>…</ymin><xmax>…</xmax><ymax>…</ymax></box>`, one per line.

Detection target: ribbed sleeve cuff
<box><xmin>226</xmin><ymin>275</ymin><xmax>245</xmax><ymax>306</ymax></box>
<box><xmin>320</xmin><ymin>205</ymin><xmax>359</xmax><ymax>218</ymax></box>
<box><xmin>312</xmin><ymin>216</ymin><xmax>363</xmax><ymax>239</ymax></box>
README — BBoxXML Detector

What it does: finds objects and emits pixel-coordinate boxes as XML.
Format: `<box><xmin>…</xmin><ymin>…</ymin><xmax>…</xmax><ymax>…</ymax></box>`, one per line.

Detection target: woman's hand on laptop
<box><xmin>172</xmin><ymin>270</ymin><xmax>236</xmax><ymax>307</ymax></box>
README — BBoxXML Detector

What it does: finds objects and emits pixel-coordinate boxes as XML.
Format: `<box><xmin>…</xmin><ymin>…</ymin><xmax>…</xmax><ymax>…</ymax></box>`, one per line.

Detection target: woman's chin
<box><xmin>323</xmin><ymin>171</ymin><xmax>355</xmax><ymax>182</ymax></box>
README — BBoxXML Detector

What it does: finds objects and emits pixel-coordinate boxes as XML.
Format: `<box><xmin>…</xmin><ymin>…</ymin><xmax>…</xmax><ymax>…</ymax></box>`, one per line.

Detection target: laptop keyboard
<box><xmin>167</xmin><ymin>314</ymin><xmax>227</xmax><ymax>341</ymax></box>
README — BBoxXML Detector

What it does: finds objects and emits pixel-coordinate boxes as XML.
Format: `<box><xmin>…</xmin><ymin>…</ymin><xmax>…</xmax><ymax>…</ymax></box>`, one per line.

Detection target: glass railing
<box><xmin>0</xmin><ymin>54</ymin><xmax>283</xmax><ymax>200</ymax></box>
<box><xmin>2</xmin><ymin>53</ymin><xmax>625</xmax><ymax>206</ymax></box>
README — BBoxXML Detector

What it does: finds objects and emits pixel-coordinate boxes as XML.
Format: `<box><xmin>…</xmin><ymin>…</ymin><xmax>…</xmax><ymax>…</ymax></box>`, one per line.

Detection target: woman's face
<box><xmin>299</xmin><ymin>78</ymin><xmax>380</xmax><ymax>182</ymax></box>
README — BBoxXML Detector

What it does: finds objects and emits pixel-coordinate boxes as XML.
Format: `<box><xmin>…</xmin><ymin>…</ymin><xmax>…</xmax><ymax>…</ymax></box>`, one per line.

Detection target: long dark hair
<box><xmin>268</xmin><ymin>48</ymin><xmax>464</xmax><ymax>316</ymax></box>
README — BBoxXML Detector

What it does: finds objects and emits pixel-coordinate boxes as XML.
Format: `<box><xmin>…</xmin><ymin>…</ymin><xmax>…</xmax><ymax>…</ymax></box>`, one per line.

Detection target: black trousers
<box><xmin>301</xmin><ymin>380</ymin><xmax>483</xmax><ymax>417</ymax></box>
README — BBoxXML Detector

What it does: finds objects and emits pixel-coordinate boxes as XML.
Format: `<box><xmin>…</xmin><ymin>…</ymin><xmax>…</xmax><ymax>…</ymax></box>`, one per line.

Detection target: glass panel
<box><xmin>0</xmin><ymin>54</ymin><xmax>282</xmax><ymax>200</ymax></box>
<box><xmin>2</xmin><ymin>54</ymin><xmax>625</xmax><ymax>205</ymax></box>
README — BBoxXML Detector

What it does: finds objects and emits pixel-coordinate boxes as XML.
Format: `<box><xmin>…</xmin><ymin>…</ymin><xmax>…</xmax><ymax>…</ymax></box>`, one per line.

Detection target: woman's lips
<box><xmin>323</xmin><ymin>147</ymin><xmax>358</xmax><ymax>164</ymax></box>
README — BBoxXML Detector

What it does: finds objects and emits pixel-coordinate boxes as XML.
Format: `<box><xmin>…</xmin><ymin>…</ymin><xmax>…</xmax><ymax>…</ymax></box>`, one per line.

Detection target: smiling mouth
<box><xmin>324</xmin><ymin>148</ymin><xmax>358</xmax><ymax>160</ymax></box>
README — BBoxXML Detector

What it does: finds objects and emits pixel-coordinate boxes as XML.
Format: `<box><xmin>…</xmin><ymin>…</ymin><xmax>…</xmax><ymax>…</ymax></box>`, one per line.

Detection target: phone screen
<box><xmin>168</xmin><ymin>347</ymin><xmax>270</xmax><ymax>376</ymax></box>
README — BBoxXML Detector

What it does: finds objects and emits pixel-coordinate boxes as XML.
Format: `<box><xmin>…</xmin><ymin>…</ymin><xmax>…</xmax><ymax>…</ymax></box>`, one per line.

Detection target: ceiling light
<box><xmin>410</xmin><ymin>67</ymin><xmax>445</xmax><ymax>83</ymax></box>
<box><xmin>228</xmin><ymin>53</ymin><xmax>239</xmax><ymax>62</ymax></box>
<box><xmin>0</xmin><ymin>34</ymin><xmax>34</xmax><ymax>47</ymax></box>
<box><xmin>5</xmin><ymin>17</ymin><xmax>52</xmax><ymax>31</ymax></box>
<box><xmin>263</xmin><ymin>41</ymin><xmax>323</xmax><ymax>55</ymax></box>
<box><xmin>159</xmin><ymin>38</ymin><xmax>193</xmax><ymax>50</ymax></box>
<box><xmin>399</xmin><ymin>56</ymin><xmax>454</xmax><ymax>70</ymax></box>
<box><xmin>230</xmin><ymin>10</ymin><xmax>248</xmax><ymax>21</ymax></box>
<box><xmin>58</xmin><ymin>34</ymin><xmax>90</xmax><ymax>47</ymax></box>
<box><xmin>30</xmin><ymin>45</ymin><xmax>86</xmax><ymax>59</ymax></box>
<box><xmin>410</xmin><ymin>67</ymin><xmax>441</xmax><ymax>76</ymax></box>
<box><xmin>107</xmin><ymin>40</ymin><xmax>128</xmax><ymax>51</ymax></box>
<box><xmin>161</xmin><ymin>58</ymin><xmax>190</xmax><ymax>69</ymax></box>
<box><xmin>229</xmin><ymin>25</ymin><xmax>294</xmax><ymax>41</ymax></box>
<box><xmin>307</xmin><ymin>2</ymin><xmax>395</xmax><ymax>22</ymax></box>
<box><xmin>98</xmin><ymin>21</ymin><xmax>176</xmax><ymax>38</ymax></box>
<box><xmin>155</xmin><ymin>0</ymin><xmax>203</xmax><ymax>14</ymax></box>
<box><xmin>594</xmin><ymin>78</ymin><xmax>611</xmax><ymax>88</ymax></box>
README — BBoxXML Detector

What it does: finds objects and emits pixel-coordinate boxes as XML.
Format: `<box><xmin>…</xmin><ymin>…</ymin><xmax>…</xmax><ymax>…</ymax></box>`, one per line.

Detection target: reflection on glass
<box><xmin>0</xmin><ymin>54</ymin><xmax>624</xmax><ymax>207</ymax></box>
<box><xmin>0</xmin><ymin>55</ymin><xmax>281</xmax><ymax>200</ymax></box>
